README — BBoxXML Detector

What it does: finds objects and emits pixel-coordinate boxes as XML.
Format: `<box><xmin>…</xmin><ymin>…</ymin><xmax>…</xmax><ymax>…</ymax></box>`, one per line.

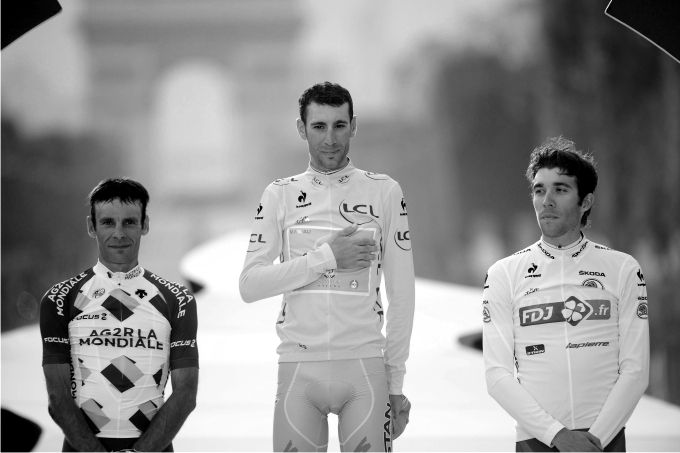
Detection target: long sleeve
<box><xmin>239</xmin><ymin>186</ymin><xmax>337</xmax><ymax>303</ymax></box>
<box><xmin>588</xmin><ymin>259</ymin><xmax>649</xmax><ymax>447</ymax></box>
<box><xmin>381</xmin><ymin>183</ymin><xmax>415</xmax><ymax>395</ymax></box>
<box><xmin>483</xmin><ymin>263</ymin><xmax>565</xmax><ymax>446</ymax></box>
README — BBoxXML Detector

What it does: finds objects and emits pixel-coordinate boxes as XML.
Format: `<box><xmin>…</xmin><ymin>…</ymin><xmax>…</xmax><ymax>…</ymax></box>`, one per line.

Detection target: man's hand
<box><xmin>389</xmin><ymin>394</ymin><xmax>411</xmax><ymax>440</ymax></box>
<box><xmin>328</xmin><ymin>224</ymin><xmax>377</xmax><ymax>269</ymax></box>
<box><xmin>552</xmin><ymin>428</ymin><xmax>602</xmax><ymax>452</ymax></box>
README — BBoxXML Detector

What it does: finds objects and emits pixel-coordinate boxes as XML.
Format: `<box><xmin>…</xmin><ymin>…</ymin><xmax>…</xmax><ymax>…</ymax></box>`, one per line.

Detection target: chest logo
<box><xmin>296</xmin><ymin>191</ymin><xmax>311</xmax><ymax>208</ymax></box>
<box><xmin>93</xmin><ymin>288</ymin><xmax>105</xmax><ymax>298</ymax></box>
<box><xmin>135</xmin><ymin>289</ymin><xmax>147</xmax><ymax>299</ymax></box>
<box><xmin>339</xmin><ymin>200</ymin><xmax>379</xmax><ymax>225</ymax></box>
<box><xmin>520</xmin><ymin>297</ymin><xmax>611</xmax><ymax>327</ymax></box>
<box><xmin>525</xmin><ymin>263</ymin><xmax>541</xmax><ymax>278</ymax></box>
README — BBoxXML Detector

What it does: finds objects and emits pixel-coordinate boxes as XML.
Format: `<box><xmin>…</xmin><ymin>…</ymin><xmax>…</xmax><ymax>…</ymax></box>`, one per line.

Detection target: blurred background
<box><xmin>2</xmin><ymin>0</ymin><xmax>679</xmax><ymax>434</ymax></box>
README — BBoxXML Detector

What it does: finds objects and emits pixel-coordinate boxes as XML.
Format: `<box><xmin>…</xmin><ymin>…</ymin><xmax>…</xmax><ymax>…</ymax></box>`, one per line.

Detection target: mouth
<box><xmin>108</xmin><ymin>244</ymin><xmax>131</xmax><ymax>250</ymax></box>
<box><xmin>540</xmin><ymin>214</ymin><xmax>558</xmax><ymax>220</ymax></box>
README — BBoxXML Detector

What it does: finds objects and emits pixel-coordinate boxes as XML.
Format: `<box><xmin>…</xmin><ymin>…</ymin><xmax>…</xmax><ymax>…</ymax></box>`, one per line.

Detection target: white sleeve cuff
<box><xmin>309</xmin><ymin>243</ymin><xmax>337</xmax><ymax>272</ymax></box>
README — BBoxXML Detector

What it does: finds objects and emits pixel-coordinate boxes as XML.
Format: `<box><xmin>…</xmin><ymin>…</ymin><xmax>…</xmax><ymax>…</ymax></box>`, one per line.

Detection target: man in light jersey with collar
<box><xmin>483</xmin><ymin>137</ymin><xmax>649</xmax><ymax>452</ymax></box>
<box><xmin>40</xmin><ymin>178</ymin><xmax>199</xmax><ymax>451</ymax></box>
<box><xmin>240</xmin><ymin>82</ymin><xmax>414</xmax><ymax>452</ymax></box>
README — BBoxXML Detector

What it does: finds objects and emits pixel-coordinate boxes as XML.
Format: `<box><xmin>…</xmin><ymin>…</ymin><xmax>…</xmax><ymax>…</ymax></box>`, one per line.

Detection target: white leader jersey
<box><xmin>483</xmin><ymin>236</ymin><xmax>649</xmax><ymax>447</ymax></box>
<box><xmin>240</xmin><ymin>159</ymin><xmax>415</xmax><ymax>394</ymax></box>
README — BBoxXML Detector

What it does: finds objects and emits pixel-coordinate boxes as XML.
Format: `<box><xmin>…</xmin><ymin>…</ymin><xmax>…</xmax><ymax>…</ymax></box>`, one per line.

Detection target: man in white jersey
<box><xmin>40</xmin><ymin>178</ymin><xmax>199</xmax><ymax>452</ymax></box>
<box><xmin>240</xmin><ymin>82</ymin><xmax>415</xmax><ymax>452</ymax></box>
<box><xmin>483</xmin><ymin>137</ymin><xmax>649</xmax><ymax>452</ymax></box>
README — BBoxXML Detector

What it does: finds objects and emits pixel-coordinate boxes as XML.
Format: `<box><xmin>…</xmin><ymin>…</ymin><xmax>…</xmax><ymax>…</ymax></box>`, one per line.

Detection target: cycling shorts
<box><xmin>273</xmin><ymin>358</ymin><xmax>392</xmax><ymax>452</ymax></box>
<box><xmin>516</xmin><ymin>428</ymin><xmax>625</xmax><ymax>452</ymax></box>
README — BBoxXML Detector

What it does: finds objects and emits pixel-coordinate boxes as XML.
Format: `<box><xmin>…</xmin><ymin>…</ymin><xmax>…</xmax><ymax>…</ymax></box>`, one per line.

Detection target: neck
<box><xmin>310</xmin><ymin>157</ymin><xmax>349</xmax><ymax>175</ymax></box>
<box><xmin>99</xmin><ymin>259</ymin><xmax>139</xmax><ymax>273</ymax></box>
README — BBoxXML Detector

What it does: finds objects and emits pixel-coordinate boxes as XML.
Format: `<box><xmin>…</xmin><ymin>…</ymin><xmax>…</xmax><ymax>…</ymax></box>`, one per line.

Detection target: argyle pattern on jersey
<box><xmin>102</xmin><ymin>289</ymin><xmax>140</xmax><ymax>321</ymax></box>
<box><xmin>78</xmin><ymin>358</ymin><xmax>92</xmax><ymax>385</ymax></box>
<box><xmin>129</xmin><ymin>400</ymin><xmax>158</xmax><ymax>431</ymax></box>
<box><xmin>101</xmin><ymin>355</ymin><xmax>144</xmax><ymax>393</ymax></box>
<box><xmin>80</xmin><ymin>398</ymin><xmax>110</xmax><ymax>434</ymax></box>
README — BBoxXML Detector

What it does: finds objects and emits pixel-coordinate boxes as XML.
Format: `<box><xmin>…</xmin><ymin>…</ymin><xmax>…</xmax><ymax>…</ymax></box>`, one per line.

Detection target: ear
<box><xmin>86</xmin><ymin>216</ymin><xmax>96</xmax><ymax>238</ymax></box>
<box><xmin>142</xmin><ymin>215</ymin><xmax>150</xmax><ymax>236</ymax></box>
<box><xmin>349</xmin><ymin>115</ymin><xmax>357</xmax><ymax>139</ymax></box>
<box><xmin>296</xmin><ymin>118</ymin><xmax>307</xmax><ymax>141</ymax></box>
<box><xmin>581</xmin><ymin>193</ymin><xmax>594</xmax><ymax>213</ymax></box>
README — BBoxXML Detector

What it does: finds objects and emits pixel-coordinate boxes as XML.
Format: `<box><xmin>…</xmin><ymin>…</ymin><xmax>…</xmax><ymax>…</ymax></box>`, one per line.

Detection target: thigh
<box><xmin>274</xmin><ymin>362</ymin><xmax>329</xmax><ymax>452</ymax></box>
<box><xmin>337</xmin><ymin>358</ymin><xmax>391</xmax><ymax>453</ymax></box>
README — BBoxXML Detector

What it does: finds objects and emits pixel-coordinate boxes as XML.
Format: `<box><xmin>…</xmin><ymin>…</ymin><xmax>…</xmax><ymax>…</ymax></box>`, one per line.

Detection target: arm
<box><xmin>483</xmin><ymin>264</ymin><xmax>565</xmax><ymax>447</ymax></box>
<box><xmin>133</xmin><ymin>367</ymin><xmax>198</xmax><ymax>452</ymax></box>
<box><xmin>43</xmin><ymin>364</ymin><xmax>106</xmax><ymax>452</ymax></box>
<box><xmin>382</xmin><ymin>183</ymin><xmax>415</xmax><ymax>395</ymax></box>
<box><xmin>588</xmin><ymin>259</ymin><xmax>650</xmax><ymax>447</ymax></box>
<box><xmin>239</xmin><ymin>187</ymin><xmax>337</xmax><ymax>302</ymax></box>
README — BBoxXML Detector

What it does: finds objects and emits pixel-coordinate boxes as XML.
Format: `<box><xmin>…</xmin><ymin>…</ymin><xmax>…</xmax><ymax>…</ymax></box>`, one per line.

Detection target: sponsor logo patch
<box><xmin>538</xmin><ymin>243</ymin><xmax>555</xmax><ymax>259</ymax></box>
<box><xmin>566</xmin><ymin>341</ymin><xmax>609</xmax><ymax>348</ymax></box>
<box><xmin>520</xmin><ymin>298</ymin><xmax>611</xmax><ymax>327</ymax></box>
<box><xmin>483</xmin><ymin>306</ymin><xmax>491</xmax><ymax>323</ymax></box>
<box><xmin>582</xmin><ymin>278</ymin><xmax>604</xmax><ymax>290</ymax></box>
<box><xmin>637</xmin><ymin>302</ymin><xmax>648</xmax><ymax>319</ymax></box>
<box><xmin>394</xmin><ymin>229</ymin><xmax>411</xmax><ymax>250</ymax></box>
<box><xmin>526</xmin><ymin>344</ymin><xmax>545</xmax><ymax>355</ymax></box>
<box><xmin>93</xmin><ymin>288</ymin><xmax>105</xmax><ymax>298</ymax></box>
<box><xmin>255</xmin><ymin>203</ymin><xmax>263</xmax><ymax>220</ymax></box>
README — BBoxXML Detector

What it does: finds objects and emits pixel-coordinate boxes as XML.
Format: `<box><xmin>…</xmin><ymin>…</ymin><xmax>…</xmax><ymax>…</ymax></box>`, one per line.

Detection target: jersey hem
<box><xmin>278</xmin><ymin>349</ymin><xmax>384</xmax><ymax>362</ymax></box>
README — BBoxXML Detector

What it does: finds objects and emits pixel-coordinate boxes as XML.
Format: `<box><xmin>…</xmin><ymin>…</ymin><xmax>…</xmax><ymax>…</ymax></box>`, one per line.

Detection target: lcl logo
<box><xmin>247</xmin><ymin>233</ymin><xmax>266</xmax><ymax>253</ymax></box>
<box><xmin>394</xmin><ymin>229</ymin><xmax>411</xmax><ymax>250</ymax></box>
<box><xmin>339</xmin><ymin>200</ymin><xmax>379</xmax><ymax>225</ymax></box>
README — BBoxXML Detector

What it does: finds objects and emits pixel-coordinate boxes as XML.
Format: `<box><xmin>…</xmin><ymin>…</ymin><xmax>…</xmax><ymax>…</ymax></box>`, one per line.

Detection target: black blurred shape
<box><xmin>458</xmin><ymin>331</ymin><xmax>483</xmax><ymax>352</ymax></box>
<box><xmin>1</xmin><ymin>0</ymin><xmax>62</xmax><ymax>49</ymax></box>
<box><xmin>186</xmin><ymin>279</ymin><xmax>204</xmax><ymax>294</ymax></box>
<box><xmin>605</xmin><ymin>0</ymin><xmax>680</xmax><ymax>63</ymax></box>
<box><xmin>1</xmin><ymin>408</ymin><xmax>42</xmax><ymax>451</ymax></box>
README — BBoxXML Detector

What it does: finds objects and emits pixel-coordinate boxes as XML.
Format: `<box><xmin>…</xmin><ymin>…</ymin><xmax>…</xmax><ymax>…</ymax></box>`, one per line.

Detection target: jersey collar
<box><xmin>538</xmin><ymin>233</ymin><xmax>590</xmax><ymax>258</ymax></box>
<box><xmin>94</xmin><ymin>261</ymin><xmax>144</xmax><ymax>280</ymax></box>
<box><xmin>305</xmin><ymin>158</ymin><xmax>356</xmax><ymax>186</ymax></box>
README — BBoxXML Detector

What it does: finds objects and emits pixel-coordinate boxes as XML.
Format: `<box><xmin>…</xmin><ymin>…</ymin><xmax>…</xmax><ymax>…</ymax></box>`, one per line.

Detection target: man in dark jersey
<box><xmin>40</xmin><ymin>178</ymin><xmax>199</xmax><ymax>452</ymax></box>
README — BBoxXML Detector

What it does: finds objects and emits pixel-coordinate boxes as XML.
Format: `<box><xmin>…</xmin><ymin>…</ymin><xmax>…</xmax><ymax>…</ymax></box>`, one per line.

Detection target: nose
<box><xmin>324</xmin><ymin>127</ymin><xmax>336</xmax><ymax>146</ymax></box>
<box><xmin>112</xmin><ymin>222</ymin><xmax>126</xmax><ymax>239</ymax></box>
<box><xmin>542</xmin><ymin>191</ymin><xmax>555</xmax><ymax>208</ymax></box>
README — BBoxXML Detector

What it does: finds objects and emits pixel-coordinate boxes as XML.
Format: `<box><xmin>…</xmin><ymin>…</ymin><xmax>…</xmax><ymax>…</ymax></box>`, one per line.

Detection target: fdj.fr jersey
<box><xmin>239</xmin><ymin>159</ymin><xmax>415</xmax><ymax>395</ymax></box>
<box><xmin>40</xmin><ymin>262</ymin><xmax>199</xmax><ymax>438</ymax></box>
<box><xmin>483</xmin><ymin>237</ymin><xmax>649</xmax><ymax>448</ymax></box>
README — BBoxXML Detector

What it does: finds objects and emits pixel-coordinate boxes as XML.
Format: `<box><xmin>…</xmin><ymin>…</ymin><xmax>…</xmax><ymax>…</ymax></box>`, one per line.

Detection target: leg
<box><xmin>274</xmin><ymin>362</ymin><xmax>329</xmax><ymax>452</ymax></box>
<box><xmin>337</xmin><ymin>358</ymin><xmax>391</xmax><ymax>452</ymax></box>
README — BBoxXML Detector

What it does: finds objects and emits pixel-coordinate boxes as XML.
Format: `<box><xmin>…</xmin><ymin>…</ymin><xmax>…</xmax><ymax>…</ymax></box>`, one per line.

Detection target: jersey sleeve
<box><xmin>40</xmin><ymin>283</ymin><xmax>72</xmax><ymax>366</ymax></box>
<box><xmin>381</xmin><ymin>182</ymin><xmax>415</xmax><ymax>395</ymax></box>
<box><xmin>169</xmin><ymin>285</ymin><xmax>199</xmax><ymax>370</ymax></box>
<box><xmin>483</xmin><ymin>262</ymin><xmax>565</xmax><ymax>446</ymax></box>
<box><xmin>239</xmin><ymin>186</ymin><xmax>337</xmax><ymax>303</ymax></box>
<box><xmin>588</xmin><ymin>258</ymin><xmax>649</xmax><ymax>446</ymax></box>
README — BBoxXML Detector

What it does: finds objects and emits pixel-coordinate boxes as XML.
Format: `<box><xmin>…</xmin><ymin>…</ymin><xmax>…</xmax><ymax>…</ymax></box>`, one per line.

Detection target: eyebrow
<box><xmin>310</xmin><ymin>120</ymin><xmax>348</xmax><ymax>126</ymax></box>
<box><xmin>532</xmin><ymin>181</ymin><xmax>573</xmax><ymax>189</ymax></box>
<box><xmin>98</xmin><ymin>216</ymin><xmax>139</xmax><ymax>223</ymax></box>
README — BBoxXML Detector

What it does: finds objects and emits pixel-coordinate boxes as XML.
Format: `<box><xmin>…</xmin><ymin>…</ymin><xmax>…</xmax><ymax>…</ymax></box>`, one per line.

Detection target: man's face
<box><xmin>532</xmin><ymin>167</ymin><xmax>592</xmax><ymax>242</ymax></box>
<box><xmin>297</xmin><ymin>102</ymin><xmax>356</xmax><ymax>172</ymax></box>
<box><xmin>87</xmin><ymin>199</ymin><xmax>149</xmax><ymax>272</ymax></box>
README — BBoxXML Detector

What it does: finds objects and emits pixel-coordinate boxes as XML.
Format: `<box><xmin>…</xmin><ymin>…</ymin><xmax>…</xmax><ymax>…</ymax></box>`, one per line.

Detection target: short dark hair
<box><xmin>298</xmin><ymin>82</ymin><xmax>353</xmax><ymax>125</ymax></box>
<box><xmin>87</xmin><ymin>177</ymin><xmax>150</xmax><ymax>229</ymax></box>
<box><xmin>526</xmin><ymin>137</ymin><xmax>598</xmax><ymax>226</ymax></box>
